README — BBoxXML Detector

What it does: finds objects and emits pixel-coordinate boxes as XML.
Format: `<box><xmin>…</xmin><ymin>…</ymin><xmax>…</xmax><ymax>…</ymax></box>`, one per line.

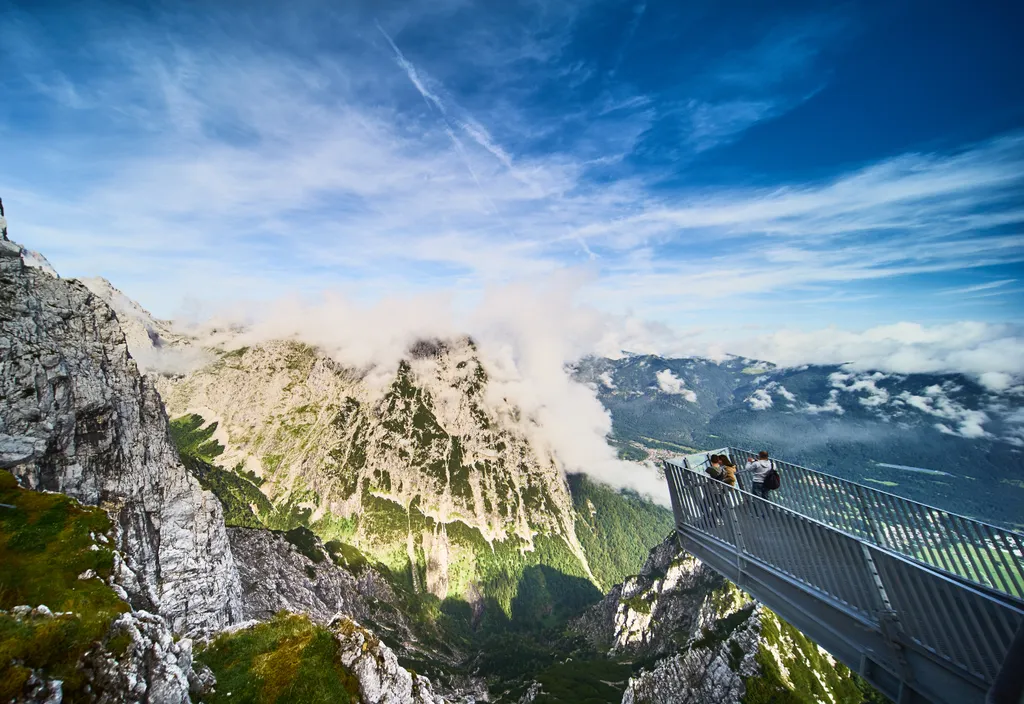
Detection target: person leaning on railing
<box><xmin>706</xmin><ymin>455</ymin><xmax>735</xmax><ymax>485</ymax></box>
<box><xmin>746</xmin><ymin>451</ymin><xmax>774</xmax><ymax>500</ymax></box>
<box><xmin>719</xmin><ymin>456</ymin><xmax>737</xmax><ymax>487</ymax></box>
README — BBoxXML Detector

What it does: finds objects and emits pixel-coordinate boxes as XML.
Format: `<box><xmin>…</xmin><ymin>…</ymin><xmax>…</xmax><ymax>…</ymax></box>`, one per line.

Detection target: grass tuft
<box><xmin>196</xmin><ymin>611</ymin><xmax>360</xmax><ymax>704</ymax></box>
<box><xmin>0</xmin><ymin>471</ymin><xmax>128</xmax><ymax>700</ymax></box>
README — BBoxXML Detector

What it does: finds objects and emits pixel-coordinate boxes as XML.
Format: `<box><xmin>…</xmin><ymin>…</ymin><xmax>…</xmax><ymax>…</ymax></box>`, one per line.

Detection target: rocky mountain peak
<box><xmin>0</xmin><ymin>237</ymin><xmax>241</xmax><ymax>634</ymax></box>
<box><xmin>156</xmin><ymin>334</ymin><xmax>595</xmax><ymax>601</ymax></box>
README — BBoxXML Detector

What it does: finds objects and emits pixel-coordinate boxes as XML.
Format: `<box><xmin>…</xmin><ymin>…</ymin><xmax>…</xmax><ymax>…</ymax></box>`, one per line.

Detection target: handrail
<box><xmin>671</xmin><ymin>448</ymin><xmax>1024</xmax><ymax>603</ymax></box>
<box><xmin>663</xmin><ymin>459</ymin><xmax>1024</xmax><ymax>699</ymax></box>
<box><xmin>723</xmin><ymin>446</ymin><xmax>1023</xmax><ymax>539</ymax></box>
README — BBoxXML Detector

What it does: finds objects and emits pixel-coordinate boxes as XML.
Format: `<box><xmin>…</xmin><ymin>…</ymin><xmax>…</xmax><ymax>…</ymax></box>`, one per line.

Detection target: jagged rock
<box><xmin>4</xmin><ymin>606</ymin><xmax>205</xmax><ymax>704</ymax></box>
<box><xmin>21</xmin><ymin>249</ymin><xmax>59</xmax><ymax>279</ymax></box>
<box><xmin>517</xmin><ymin>681</ymin><xmax>543</xmax><ymax>703</ymax></box>
<box><xmin>0</xmin><ymin>239</ymin><xmax>241</xmax><ymax>634</ymax></box>
<box><xmin>621</xmin><ymin>608</ymin><xmax>761</xmax><ymax>704</ymax></box>
<box><xmin>228</xmin><ymin>527</ymin><xmax>387</xmax><ymax>624</ymax></box>
<box><xmin>80</xmin><ymin>611</ymin><xmax>204</xmax><ymax>703</ymax></box>
<box><xmin>572</xmin><ymin>535</ymin><xmax>722</xmax><ymax>659</ymax></box>
<box><xmin>227</xmin><ymin>526</ymin><xmax>485</xmax><ymax>700</ymax></box>
<box><xmin>331</xmin><ymin>616</ymin><xmax>447</xmax><ymax>704</ymax></box>
<box><xmin>21</xmin><ymin>673</ymin><xmax>63</xmax><ymax>704</ymax></box>
<box><xmin>155</xmin><ymin>338</ymin><xmax>596</xmax><ymax>598</ymax></box>
<box><xmin>77</xmin><ymin>277</ymin><xmax>207</xmax><ymax>376</ymax></box>
<box><xmin>574</xmin><ymin>535</ymin><xmax>866</xmax><ymax>704</ymax></box>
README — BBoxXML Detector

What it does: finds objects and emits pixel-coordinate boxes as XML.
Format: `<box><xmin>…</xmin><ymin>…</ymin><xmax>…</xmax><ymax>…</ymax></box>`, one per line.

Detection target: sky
<box><xmin>2</xmin><ymin>0</ymin><xmax>1024</xmax><ymax>374</ymax></box>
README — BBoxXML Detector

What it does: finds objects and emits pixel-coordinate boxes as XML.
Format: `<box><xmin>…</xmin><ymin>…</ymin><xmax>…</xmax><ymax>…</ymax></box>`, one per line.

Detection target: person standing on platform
<box><xmin>747</xmin><ymin>451</ymin><xmax>774</xmax><ymax>500</ymax></box>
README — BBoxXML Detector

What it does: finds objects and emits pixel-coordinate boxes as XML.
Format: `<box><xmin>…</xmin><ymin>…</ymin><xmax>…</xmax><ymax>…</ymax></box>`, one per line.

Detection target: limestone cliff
<box><xmin>0</xmin><ymin>238</ymin><xmax>241</xmax><ymax>634</ymax></box>
<box><xmin>156</xmin><ymin>338</ymin><xmax>596</xmax><ymax>604</ymax></box>
<box><xmin>573</xmin><ymin>535</ymin><xmax>871</xmax><ymax>704</ymax></box>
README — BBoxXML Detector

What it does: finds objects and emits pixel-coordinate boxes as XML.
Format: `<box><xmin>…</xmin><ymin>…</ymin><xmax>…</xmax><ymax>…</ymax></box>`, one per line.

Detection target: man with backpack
<box><xmin>746</xmin><ymin>450</ymin><xmax>779</xmax><ymax>500</ymax></box>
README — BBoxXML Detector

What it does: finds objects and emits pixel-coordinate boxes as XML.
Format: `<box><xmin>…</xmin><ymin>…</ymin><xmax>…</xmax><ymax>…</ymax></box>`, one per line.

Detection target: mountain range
<box><xmin>574</xmin><ymin>354</ymin><xmax>1024</xmax><ymax>530</ymax></box>
<box><xmin>2</xmin><ymin>237</ymin><xmax>905</xmax><ymax>703</ymax></box>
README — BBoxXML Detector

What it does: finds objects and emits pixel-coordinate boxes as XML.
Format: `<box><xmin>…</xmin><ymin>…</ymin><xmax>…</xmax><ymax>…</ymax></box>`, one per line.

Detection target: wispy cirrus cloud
<box><xmin>939</xmin><ymin>280</ymin><xmax>1017</xmax><ymax>296</ymax></box>
<box><xmin>0</xmin><ymin>0</ymin><xmax>1021</xmax><ymax>339</ymax></box>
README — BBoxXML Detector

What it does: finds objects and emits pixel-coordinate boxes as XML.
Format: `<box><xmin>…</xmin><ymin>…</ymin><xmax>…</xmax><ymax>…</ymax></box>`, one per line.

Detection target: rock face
<box><xmin>332</xmin><ymin>616</ymin><xmax>447</xmax><ymax>704</ymax></box>
<box><xmin>227</xmin><ymin>526</ymin><xmax>486</xmax><ymax>700</ymax></box>
<box><xmin>77</xmin><ymin>277</ymin><xmax>207</xmax><ymax>376</ymax></box>
<box><xmin>0</xmin><ymin>239</ymin><xmax>241</xmax><ymax>634</ymax></box>
<box><xmin>573</xmin><ymin>536</ymin><xmax>725</xmax><ymax>659</ymax></box>
<box><xmin>156</xmin><ymin>338</ymin><xmax>595</xmax><ymax>601</ymax></box>
<box><xmin>227</xmin><ymin>528</ymin><xmax>435</xmax><ymax>655</ymax></box>
<box><xmin>81</xmin><ymin>611</ymin><xmax>212</xmax><ymax>703</ymax></box>
<box><xmin>228</xmin><ymin>527</ymin><xmax>388</xmax><ymax>625</ymax></box>
<box><xmin>574</xmin><ymin>535</ymin><xmax>866</xmax><ymax>704</ymax></box>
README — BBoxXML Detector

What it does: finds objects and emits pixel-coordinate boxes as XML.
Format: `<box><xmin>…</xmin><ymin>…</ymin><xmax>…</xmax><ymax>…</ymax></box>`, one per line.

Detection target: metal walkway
<box><xmin>663</xmin><ymin>448</ymin><xmax>1024</xmax><ymax>704</ymax></box>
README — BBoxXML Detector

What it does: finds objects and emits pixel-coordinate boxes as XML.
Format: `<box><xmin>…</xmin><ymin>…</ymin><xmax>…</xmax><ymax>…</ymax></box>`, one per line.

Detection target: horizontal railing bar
<box><xmin>672</xmin><ymin>449</ymin><xmax>1024</xmax><ymax>603</ymax></box>
<box><xmin>676</xmin><ymin>522</ymin><xmax>881</xmax><ymax>629</ymax></box>
<box><xmin>721</xmin><ymin>447</ymin><xmax>1024</xmax><ymax>540</ymax></box>
<box><xmin>666</xmin><ymin>460</ymin><xmax>1024</xmax><ymax>609</ymax></box>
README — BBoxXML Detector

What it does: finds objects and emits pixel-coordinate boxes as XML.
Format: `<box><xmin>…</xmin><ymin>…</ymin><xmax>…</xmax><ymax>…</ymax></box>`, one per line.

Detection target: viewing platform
<box><xmin>663</xmin><ymin>447</ymin><xmax>1024</xmax><ymax>704</ymax></box>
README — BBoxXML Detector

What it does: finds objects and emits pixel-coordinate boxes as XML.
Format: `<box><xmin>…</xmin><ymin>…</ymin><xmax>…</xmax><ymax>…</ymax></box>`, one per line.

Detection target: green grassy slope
<box><xmin>196</xmin><ymin>612</ymin><xmax>361</xmax><ymax>704</ymax></box>
<box><xmin>567</xmin><ymin>474</ymin><xmax>675</xmax><ymax>591</ymax></box>
<box><xmin>0</xmin><ymin>471</ymin><xmax>128</xmax><ymax>700</ymax></box>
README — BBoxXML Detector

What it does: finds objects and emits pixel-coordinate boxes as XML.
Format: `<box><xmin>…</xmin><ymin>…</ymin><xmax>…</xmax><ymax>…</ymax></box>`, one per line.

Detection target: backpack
<box><xmin>764</xmin><ymin>467</ymin><xmax>781</xmax><ymax>491</ymax></box>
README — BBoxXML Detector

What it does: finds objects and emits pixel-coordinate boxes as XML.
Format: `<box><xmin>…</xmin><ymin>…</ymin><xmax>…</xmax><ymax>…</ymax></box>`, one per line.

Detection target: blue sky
<box><xmin>2</xmin><ymin>0</ymin><xmax>1023</xmax><ymax>351</ymax></box>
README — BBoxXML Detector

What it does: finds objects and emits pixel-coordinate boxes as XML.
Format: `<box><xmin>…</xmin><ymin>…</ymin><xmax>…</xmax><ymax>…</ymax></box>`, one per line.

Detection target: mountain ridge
<box><xmin>0</xmin><ymin>240</ymin><xmax>885</xmax><ymax>703</ymax></box>
<box><xmin>575</xmin><ymin>352</ymin><xmax>1024</xmax><ymax>528</ymax></box>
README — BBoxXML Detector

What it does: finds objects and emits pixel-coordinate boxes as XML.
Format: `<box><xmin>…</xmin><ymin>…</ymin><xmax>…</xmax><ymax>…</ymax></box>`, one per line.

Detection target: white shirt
<box><xmin>746</xmin><ymin>459</ymin><xmax>773</xmax><ymax>482</ymax></box>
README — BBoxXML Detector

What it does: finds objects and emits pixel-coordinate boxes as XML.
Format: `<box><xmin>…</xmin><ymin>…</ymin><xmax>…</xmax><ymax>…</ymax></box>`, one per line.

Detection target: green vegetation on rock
<box><xmin>171</xmin><ymin>414</ymin><xmax>287</xmax><ymax>530</ymax></box>
<box><xmin>568</xmin><ymin>474</ymin><xmax>675</xmax><ymax>590</ymax></box>
<box><xmin>0</xmin><ymin>471</ymin><xmax>128</xmax><ymax>700</ymax></box>
<box><xmin>531</xmin><ymin>659</ymin><xmax>632</xmax><ymax>704</ymax></box>
<box><xmin>196</xmin><ymin>612</ymin><xmax>360</xmax><ymax>704</ymax></box>
<box><xmin>742</xmin><ymin>611</ymin><xmax>865</xmax><ymax>704</ymax></box>
<box><xmin>170</xmin><ymin>413</ymin><xmax>225</xmax><ymax>463</ymax></box>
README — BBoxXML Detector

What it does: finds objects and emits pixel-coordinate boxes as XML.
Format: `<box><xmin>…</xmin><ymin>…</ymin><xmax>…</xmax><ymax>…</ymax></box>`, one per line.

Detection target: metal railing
<box><xmin>663</xmin><ymin>458</ymin><xmax>1024</xmax><ymax>700</ymax></box>
<box><xmin>680</xmin><ymin>448</ymin><xmax>1024</xmax><ymax>602</ymax></box>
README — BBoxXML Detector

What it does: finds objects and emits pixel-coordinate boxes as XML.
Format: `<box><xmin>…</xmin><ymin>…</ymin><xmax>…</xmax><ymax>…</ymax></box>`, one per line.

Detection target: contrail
<box><xmin>376</xmin><ymin>21</ymin><xmax>447</xmax><ymax>115</ymax></box>
<box><xmin>376</xmin><ymin>20</ymin><xmax>522</xmax><ymax>231</ymax></box>
<box><xmin>377</xmin><ymin>20</ymin><xmax>521</xmax><ymax>179</ymax></box>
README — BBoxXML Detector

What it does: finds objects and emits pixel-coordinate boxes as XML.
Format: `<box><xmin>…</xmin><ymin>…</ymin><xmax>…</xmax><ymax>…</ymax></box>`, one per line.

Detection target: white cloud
<box><xmin>747</xmin><ymin>381</ymin><xmax>796</xmax><ymax>410</ymax></box>
<box><xmin>830</xmin><ymin>371</ymin><xmax>890</xmax><ymax>407</ymax></box>
<box><xmin>979</xmin><ymin>371</ymin><xmax>1014</xmax><ymax>392</ymax></box>
<box><xmin>804</xmin><ymin>389</ymin><xmax>845</xmax><ymax>415</ymax></box>
<box><xmin>598</xmin><ymin>371</ymin><xmax>616</xmax><ymax>389</ymax></box>
<box><xmin>728</xmin><ymin>322</ymin><xmax>1024</xmax><ymax>390</ymax></box>
<box><xmin>939</xmin><ymin>279</ymin><xmax>1016</xmax><ymax>296</ymax></box>
<box><xmin>895</xmin><ymin>384</ymin><xmax>992</xmax><ymax>439</ymax></box>
<box><xmin>775</xmin><ymin>384</ymin><xmax>796</xmax><ymax>402</ymax></box>
<box><xmin>655</xmin><ymin>369</ymin><xmax>697</xmax><ymax>402</ymax></box>
<box><xmin>747</xmin><ymin>388</ymin><xmax>773</xmax><ymax>410</ymax></box>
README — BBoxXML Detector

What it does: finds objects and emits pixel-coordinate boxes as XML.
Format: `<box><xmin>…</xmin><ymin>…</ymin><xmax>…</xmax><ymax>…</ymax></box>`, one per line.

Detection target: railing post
<box><xmin>861</xmin><ymin>544</ymin><xmax>913</xmax><ymax>683</ymax></box>
<box><xmin>855</xmin><ymin>484</ymin><xmax>887</xmax><ymax>548</ymax></box>
<box><xmin>726</xmin><ymin>492</ymin><xmax>746</xmax><ymax>585</ymax></box>
<box><xmin>663</xmin><ymin>461</ymin><xmax>686</xmax><ymax>530</ymax></box>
